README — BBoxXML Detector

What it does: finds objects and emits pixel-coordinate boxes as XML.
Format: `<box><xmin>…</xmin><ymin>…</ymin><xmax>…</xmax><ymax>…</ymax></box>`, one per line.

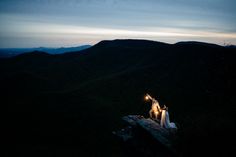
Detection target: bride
<box><xmin>160</xmin><ymin>105</ymin><xmax>177</xmax><ymax>129</ymax></box>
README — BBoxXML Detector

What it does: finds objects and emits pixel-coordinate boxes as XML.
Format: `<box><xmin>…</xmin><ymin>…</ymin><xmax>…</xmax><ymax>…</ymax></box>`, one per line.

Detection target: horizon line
<box><xmin>0</xmin><ymin>39</ymin><xmax>235</xmax><ymax>49</ymax></box>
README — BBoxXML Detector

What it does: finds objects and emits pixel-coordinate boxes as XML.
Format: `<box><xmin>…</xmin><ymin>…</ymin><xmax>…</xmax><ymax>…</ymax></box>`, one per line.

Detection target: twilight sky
<box><xmin>0</xmin><ymin>0</ymin><xmax>236</xmax><ymax>48</ymax></box>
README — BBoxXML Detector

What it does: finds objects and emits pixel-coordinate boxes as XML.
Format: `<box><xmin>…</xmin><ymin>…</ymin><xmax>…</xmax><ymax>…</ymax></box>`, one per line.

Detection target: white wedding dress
<box><xmin>161</xmin><ymin>110</ymin><xmax>177</xmax><ymax>129</ymax></box>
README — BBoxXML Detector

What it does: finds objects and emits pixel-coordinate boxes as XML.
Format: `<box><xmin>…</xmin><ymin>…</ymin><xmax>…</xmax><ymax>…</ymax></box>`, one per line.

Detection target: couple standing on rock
<box><xmin>145</xmin><ymin>94</ymin><xmax>177</xmax><ymax>129</ymax></box>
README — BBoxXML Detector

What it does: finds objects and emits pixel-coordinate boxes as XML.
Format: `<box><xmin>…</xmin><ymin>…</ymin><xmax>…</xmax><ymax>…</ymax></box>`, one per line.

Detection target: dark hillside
<box><xmin>1</xmin><ymin>39</ymin><xmax>236</xmax><ymax>157</ymax></box>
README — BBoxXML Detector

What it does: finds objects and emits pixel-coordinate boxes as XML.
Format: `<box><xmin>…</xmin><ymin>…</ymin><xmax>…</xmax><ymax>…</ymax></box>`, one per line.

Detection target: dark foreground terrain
<box><xmin>1</xmin><ymin>39</ymin><xmax>236</xmax><ymax>157</ymax></box>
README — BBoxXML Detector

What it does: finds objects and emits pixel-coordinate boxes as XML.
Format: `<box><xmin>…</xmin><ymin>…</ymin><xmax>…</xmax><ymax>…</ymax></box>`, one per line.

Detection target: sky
<box><xmin>0</xmin><ymin>0</ymin><xmax>236</xmax><ymax>48</ymax></box>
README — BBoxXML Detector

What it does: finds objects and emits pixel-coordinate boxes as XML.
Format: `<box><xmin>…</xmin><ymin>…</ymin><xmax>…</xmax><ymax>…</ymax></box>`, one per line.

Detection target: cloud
<box><xmin>0</xmin><ymin>0</ymin><xmax>236</xmax><ymax>47</ymax></box>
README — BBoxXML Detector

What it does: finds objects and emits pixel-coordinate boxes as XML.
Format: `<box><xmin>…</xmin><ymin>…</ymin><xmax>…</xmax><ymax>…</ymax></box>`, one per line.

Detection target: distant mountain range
<box><xmin>0</xmin><ymin>45</ymin><xmax>91</xmax><ymax>58</ymax></box>
<box><xmin>1</xmin><ymin>39</ymin><xmax>235</xmax><ymax>157</ymax></box>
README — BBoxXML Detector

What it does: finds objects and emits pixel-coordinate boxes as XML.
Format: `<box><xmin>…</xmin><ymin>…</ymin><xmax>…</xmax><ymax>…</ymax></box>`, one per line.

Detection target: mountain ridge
<box><xmin>0</xmin><ymin>45</ymin><xmax>91</xmax><ymax>58</ymax></box>
<box><xmin>1</xmin><ymin>39</ymin><xmax>234</xmax><ymax>59</ymax></box>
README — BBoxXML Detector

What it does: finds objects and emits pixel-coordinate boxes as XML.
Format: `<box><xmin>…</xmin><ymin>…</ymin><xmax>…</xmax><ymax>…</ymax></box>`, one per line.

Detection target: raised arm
<box><xmin>146</xmin><ymin>94</ymin><xmax>153</xmax><ymax>101</ymax></box>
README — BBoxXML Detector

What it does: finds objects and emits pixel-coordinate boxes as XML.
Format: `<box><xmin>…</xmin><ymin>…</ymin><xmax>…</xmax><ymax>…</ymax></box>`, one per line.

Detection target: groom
<box><xmin>145</xmin><ymin>94</ymin><xmax>162</xmax><ymax>120</ymax></box>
